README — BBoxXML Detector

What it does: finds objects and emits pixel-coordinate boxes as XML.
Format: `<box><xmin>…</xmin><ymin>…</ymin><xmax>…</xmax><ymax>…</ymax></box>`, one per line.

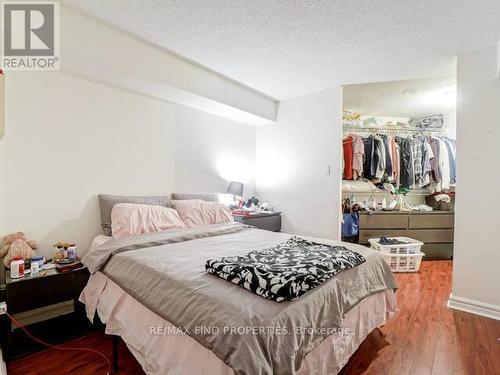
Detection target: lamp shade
<box><xmin>226</xmin><ymin>181</ymin><xmax>244</xmax><ymax>197</ymax></box>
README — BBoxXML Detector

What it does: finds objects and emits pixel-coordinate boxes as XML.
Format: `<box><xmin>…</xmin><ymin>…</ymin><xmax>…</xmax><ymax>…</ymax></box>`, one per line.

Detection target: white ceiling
<box><xmin>343</xmin><ymin>77</ymin><xmax>457</xmax><ymax>117</ymax></box>
<box><xmin>63</xmin><ymin>0</ymin><xmax>500</xmax><ymax>100</ymax></box>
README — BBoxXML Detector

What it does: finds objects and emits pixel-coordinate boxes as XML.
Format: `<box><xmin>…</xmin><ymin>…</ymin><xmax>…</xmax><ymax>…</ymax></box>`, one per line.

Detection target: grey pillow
<box><xmin>98</xmin><ymin>194</ymin><xmax>171</xmax><ymax>236</ymax></box>
<box><xmin>171</xmin><ymin>193</ymin><xmax>221</xmax><ymax>202</ymax></box>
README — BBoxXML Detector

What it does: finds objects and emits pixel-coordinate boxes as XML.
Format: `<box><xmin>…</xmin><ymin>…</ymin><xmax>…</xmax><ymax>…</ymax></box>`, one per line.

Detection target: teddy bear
<box><xmin>0</xmin><ymin>232</ymin><xmax>38</xmax><ymax>268</ymax></box>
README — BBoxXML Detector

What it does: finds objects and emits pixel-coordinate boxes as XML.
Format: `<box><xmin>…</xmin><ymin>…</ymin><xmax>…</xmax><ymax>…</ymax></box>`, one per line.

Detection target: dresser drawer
<box><xmin>359</xmin><ymin>214</ymin><xmax>408</xmax><ymax>229</ymax></box>
<box><xmin>422</xmin><ymin>243</ymin><xmax>454</xmax><ymax>259</ymax></box>
<box><xmin>409</xmin><ymin>214</ymin><xmax>454</xmax><ymax>229</ymax></box>
<box><xmin>6</xmin><ymin>268</ymin><xmax>90</xmax><ymax>314</ymax></box>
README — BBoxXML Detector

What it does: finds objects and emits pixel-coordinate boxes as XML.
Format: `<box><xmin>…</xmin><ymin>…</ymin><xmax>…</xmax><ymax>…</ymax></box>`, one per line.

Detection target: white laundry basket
<box><xmin>368</xmin><ymin>237</ymin><xmax>425</xmax><ymax>272</ymax></box>
<box><xmin>368</xmin><ymin>236</ymin><xmax>423</xmax><ymax>255</ymax></box>
<box><xmin>378</xmin><ymin>252</ymin><xmax>424</xmax><ymax>272</ymax></box>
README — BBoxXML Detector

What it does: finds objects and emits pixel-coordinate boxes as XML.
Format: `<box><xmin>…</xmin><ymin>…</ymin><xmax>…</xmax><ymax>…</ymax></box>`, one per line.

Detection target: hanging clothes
<box><xmin>343</xmin><ymin>136</ymin><xmax>354</xmax><ymax>180</ymax></box>
<box><xmin>394</xmin><ymin>140</ymin><xmax>401</xmax><ymax>188</ymax></box>
<box><xmin>397</xmin><ymin>137</ymin><xmax>414</xmax><ymax>189</ymax></box>
<box><xmin>411</xmin><ymin>137</ymin><xmax>423</xmax><ymax>187</ymax></box>
<box><xmin>388</xmin><ymin>136</ymin><xmax>397</xmax><ymax>182</ymax></box>
<box><xmin>437</xmin><ymin>138</ymin><xmax>451</xmax><ymax>191</ymax></box>
<box><xmin>363</xmin><ymin>136</ymin><xmax>375</xmax><ymax>180</ymax></box>
<box><xmin>351</xmin><ymin>134</ymin><xmax>365</xmax><ymax>179</ymax></box>
<box><xmin>428</xmin><ymin>137</ymin><xmax>441</xmax><ymax>184</ymax></box>
<box><xmin>442</xmin><ymin>137</ymin><xmax>456</xmax><ymax>184</ymax></box>
<box><xmin>373</xmin><ymin>135</ymin><xmax>386</xmax><ymax>180</ymax></box>
<box><xmin>341</xmin><ymin>131</ymin><xmax>456</xmax><ymax>192</ymax></box>
<box><xmin>421</xmin><ymin>139</ymin><xmax>433</xmax><ymax>187</ymax></box>
<box><xmin>381</xmin><ymin>135</ymin><xmax>393</xmax><ymax>178</ymax></box>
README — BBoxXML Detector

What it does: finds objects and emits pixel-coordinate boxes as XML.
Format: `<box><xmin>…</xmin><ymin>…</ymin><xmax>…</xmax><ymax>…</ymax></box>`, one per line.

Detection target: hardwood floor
<box><xmin>340</xmin><ymin>261</ymin><xmax>500</xmax><ymax>375</ymax></box>
<box><xmin>6</xmin><ymin>261</ymin><xmax>500</xmax><ymax>375</ymax></box>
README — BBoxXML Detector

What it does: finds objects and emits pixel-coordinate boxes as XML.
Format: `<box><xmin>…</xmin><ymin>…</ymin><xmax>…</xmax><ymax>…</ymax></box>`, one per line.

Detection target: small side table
<box><xmin>0</xmin><ymin>265</ymin><xmax>95</xmax><ymax>361</ymax></box>
<box><xmin>233</xmin><ymin>211</ymin><xmax>282</xmax><ymax>232</ymax></box>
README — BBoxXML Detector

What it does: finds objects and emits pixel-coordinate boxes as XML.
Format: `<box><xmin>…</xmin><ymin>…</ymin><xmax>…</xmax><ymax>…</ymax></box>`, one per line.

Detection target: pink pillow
<box><xmin>171</xmin><ymin>199</ymin><xmax>234</xmax><ymax>228</ymax></box>
<box><xmin>111</xmin><ymin>203</ymin><xmax>186</xmax><ymax>239</ymax></box>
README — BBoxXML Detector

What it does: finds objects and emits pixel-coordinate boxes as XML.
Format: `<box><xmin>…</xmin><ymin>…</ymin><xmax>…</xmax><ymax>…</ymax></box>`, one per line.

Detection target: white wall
<box><xmin>443</xmin><ymin>110</ymin><xmax>457</xmax><ymax>138</ymax></box>
<box><xmin>0</xmin><ymin>72</ymin><xmax>175</xmax><ymax>257</ymax></box>
<box><xmin>255</xmin><ymin>88</ymin><xmax>343</xmax><ymax>239</ymax></box>
<box><xmin>173</xmin><ymin>106</ymin><xmax>256</xmax><ymax>196</ymax></box>
<box><xmin>0</xmin><ymin>8</ymin><xmax>266</xmax><ymax>259</ymax></box>
<box><xmin>497</xmin><ymin>38</ymin><xmax>500</xmax><ymax>77</ymax></box>
<box><xmin>449</xmin><ymin>45</ymin><xmax>500</xmax><ymax>320</ymax></box>
<box><xmin>0</xmin><ymin>71</ymin><xmax>258</xmax><ymax>258</ymax></box>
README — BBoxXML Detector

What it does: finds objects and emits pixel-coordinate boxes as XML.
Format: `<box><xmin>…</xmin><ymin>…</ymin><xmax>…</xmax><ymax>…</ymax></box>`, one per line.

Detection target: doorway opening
<box><xmin>340</xmin><ymin>76</ymin><xmax>457</xmax><ymax>268</ymax></box>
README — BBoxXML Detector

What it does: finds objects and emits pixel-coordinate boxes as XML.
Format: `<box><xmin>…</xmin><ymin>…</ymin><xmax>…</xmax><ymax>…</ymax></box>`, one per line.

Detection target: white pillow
<box><xmin>111</xmin><ymin>203</ymin><xmax>185</xmax><ymax>239</ymax></box>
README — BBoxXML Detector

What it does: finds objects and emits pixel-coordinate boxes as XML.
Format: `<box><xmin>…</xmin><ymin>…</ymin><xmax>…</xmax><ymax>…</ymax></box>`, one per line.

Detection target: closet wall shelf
<box><xmin>342</xmin><ymin>125</ymin><xmax>448</xmax><ymax>134</ymax></box>
<box><xmin>342</xmin><ymin>190</ymin><xmax>431</xmax><ymax>196</ymax></box>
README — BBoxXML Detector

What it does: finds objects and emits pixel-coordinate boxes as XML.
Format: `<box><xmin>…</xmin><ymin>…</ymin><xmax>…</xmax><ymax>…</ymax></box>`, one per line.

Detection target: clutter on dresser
<box><xmin>30</xmin><ymin>257</ymin><xmax>41</xmax><ymax>277</ymax></box>
<box><xmin>425</xmin><ymin>191</ymin><xmax>455</xmax><ymax>211</ymax></box>
<box><xmin>2</xmin><ymin>237</ymin><xmax>83</xmax><ymax>280</ymax></box>
<box><xmin>342</xmin><ymin>191</ymin><xmax>435</xmax><ymax>214</ymax></box>
<box><xmin>0</xmin><ymin>232</ymin><xmax>37</xmax><ymax>268</ymax></box>
<box><xmin>50</xmin><ymin>241</ymin><xmax>82</xmax><ymax>273</ymax></box>
<box><xmin>243</xmin><ymin>196</ymin><xmax>260</xmax><ymax>209</ymax></box>
<box><xmin>9</xmin><ymin>256</ymin><xmax>25</xmax><ymax>278</ymax></box>
<box><xmin>231</xmin><ymin>195</ymin><xmax>274</xmax><ymax>216</ymax></box>
<box><xmin>56</xmin><ymin>261</ymin><xmax>84</xmax><ymax>273</ymax></box>
<box><xmin>52</xmin><ymin>241</ymin><xmax>78</xmax><ymax>263</ymax></box>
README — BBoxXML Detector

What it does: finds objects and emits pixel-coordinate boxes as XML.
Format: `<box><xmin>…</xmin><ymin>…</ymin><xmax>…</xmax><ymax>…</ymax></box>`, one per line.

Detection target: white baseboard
<box><xmin>447</xmin><ymin>294</ymin><xmax>500</xmax><ymax>321</ymax></box>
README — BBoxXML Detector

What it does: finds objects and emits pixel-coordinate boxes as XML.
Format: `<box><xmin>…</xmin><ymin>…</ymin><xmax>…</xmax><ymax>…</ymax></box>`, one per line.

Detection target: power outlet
<box><xmin>0</xmin><ymin>301</ymin><xmax>6</xmax><ymax>315</ymax></box>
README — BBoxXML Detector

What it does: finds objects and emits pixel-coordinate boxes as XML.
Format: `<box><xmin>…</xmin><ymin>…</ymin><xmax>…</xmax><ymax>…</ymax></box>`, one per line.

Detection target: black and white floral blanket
<box><xmin>205</xmin><ymin>236</ymin><xmax>366</xmax><ymax>302</ymax></box>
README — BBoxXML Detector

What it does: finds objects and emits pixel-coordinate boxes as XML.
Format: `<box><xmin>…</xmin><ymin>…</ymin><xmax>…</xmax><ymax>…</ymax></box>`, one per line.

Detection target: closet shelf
<box><xmin>342</xmin><ymin>125</ymin><xmax>447</xmax><ymax>134</ymax></box>
<box><xmin>342</xmin><ymin>190</ymin><xmax>431</xmax><ymax>196</ymax></box>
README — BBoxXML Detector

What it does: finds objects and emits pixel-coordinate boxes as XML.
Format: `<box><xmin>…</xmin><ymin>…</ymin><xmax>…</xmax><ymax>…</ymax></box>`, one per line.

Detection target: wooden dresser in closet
<box><xmin>358</xmin><ymin>211</ymin><xmax>454</xmax><ymax>260</ymax></box>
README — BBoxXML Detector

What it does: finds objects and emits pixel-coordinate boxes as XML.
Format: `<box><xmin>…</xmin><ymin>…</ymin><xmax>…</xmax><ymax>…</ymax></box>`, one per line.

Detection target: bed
<box><xmin>80</xmin><ymin>194</ymin><xmax>398</xmax><ymax>375</ymax></box>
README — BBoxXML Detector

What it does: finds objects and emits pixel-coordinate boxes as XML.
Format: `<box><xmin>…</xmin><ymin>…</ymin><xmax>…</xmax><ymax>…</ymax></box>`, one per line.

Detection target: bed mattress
<box><xmin>81</xmin><ymin>273</ymin><xmax>396</xmax><ymax>375</ymax></box>
<box><xmin>81</xmin><ymin>227</ymin><xmax>397</xmax><ymax>374</ymax></box>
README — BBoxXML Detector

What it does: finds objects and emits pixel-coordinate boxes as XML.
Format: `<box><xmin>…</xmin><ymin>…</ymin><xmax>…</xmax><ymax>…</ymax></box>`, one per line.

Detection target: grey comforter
<box><xmin>83</xmin><ymin>223</ymin><xmax>397</xmax><ymax>375</ymax></box>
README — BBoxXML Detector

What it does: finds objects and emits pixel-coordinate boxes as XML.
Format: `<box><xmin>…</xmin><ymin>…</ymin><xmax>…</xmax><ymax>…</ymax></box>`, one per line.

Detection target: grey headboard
<box><xmin>98</xmin><ymin>194</ymin><xmax>171</xmax><ymax>236</ymax></box>
<box><xmin>98</xmin><ymin>193</ymin><xmax>222</xmax><ymax>236</ymax></box>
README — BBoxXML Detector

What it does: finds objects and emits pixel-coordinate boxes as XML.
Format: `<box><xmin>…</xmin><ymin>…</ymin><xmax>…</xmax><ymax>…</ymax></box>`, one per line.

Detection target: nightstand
<box><xmin>233</xmin><ymin>211</ymin><xmax>282</xmax><ymax>232</ymax></box>
<box><xmin>0</xmin><ymin>265</ymin><xmax>96</xmax><ymax>361</ymax></box>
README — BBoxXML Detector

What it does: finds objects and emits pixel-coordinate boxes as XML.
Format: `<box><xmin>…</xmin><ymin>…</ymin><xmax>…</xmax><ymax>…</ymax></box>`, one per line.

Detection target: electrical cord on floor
<box><xmin>4</xmin><ymin>311</ymin><xmax>112</xmax><ymax>375</ymax></box>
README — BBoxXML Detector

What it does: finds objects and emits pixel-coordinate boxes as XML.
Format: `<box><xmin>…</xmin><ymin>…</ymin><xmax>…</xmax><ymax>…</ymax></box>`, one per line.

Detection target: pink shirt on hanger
<box><xmin>352</xmin><ymin>135</ymin><xmax>365</xmax><ymax>179</ymax></box>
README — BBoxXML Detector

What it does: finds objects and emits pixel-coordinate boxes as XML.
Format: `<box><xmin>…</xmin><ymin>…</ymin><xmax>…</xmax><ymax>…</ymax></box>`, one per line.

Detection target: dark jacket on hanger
<box><xmin>363</xmin><ymin>136</ymin><xmax>375</xmax><ymax>179</ymax></box>
<box><xmin>397</xmin><ymin>137</ymin><xmax>413</xmax><ymax>188</ymax></box>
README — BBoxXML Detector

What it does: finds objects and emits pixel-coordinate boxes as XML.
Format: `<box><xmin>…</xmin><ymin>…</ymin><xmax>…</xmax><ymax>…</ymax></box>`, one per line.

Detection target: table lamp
<box><xmin>226</xmin><ymin>181</ymin><xmax>244</xmax><ymax>200</ymax></box>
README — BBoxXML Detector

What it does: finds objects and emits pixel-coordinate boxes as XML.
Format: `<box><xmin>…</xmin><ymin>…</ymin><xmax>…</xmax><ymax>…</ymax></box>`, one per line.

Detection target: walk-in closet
<box><xmin>341</xmin><ymin>77</ymin><xmax>457</xmax><ymax>260</ymax></box>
